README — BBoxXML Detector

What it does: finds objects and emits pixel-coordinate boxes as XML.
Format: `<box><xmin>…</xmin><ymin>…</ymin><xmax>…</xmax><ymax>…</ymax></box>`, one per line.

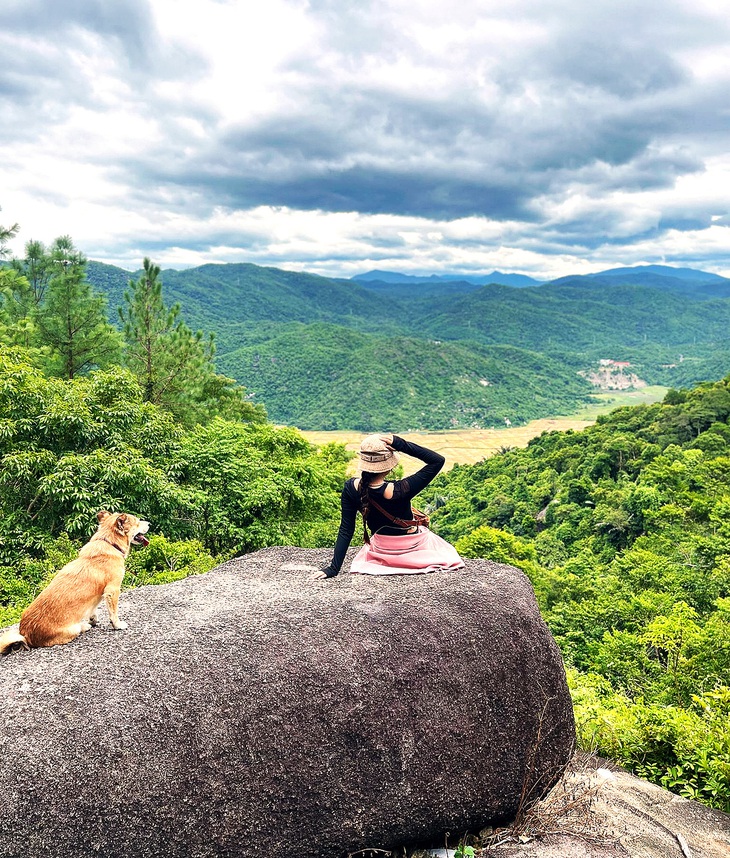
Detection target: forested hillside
<box><xmin>85</xmin><ymin>259</ymin><xmax>730</xmax><ymax>430</ymax></box>
<box><xmin>220</xmin><ymin>323</ymin><xmax>590</xmax><ymax>430</ymax></box>
<box><xmin>0</xmin><ymin>234</ymin><xmax>347</xmax><ymax>627</ymax></box>
<box><xmin>422</xmin><ymin>377</ymin><xmax>730</xmax><ymax>810</ymax></box>
<box><xmin>419</xmin><ymin>279</ymin><xmax>730</xmax><ymax>359</ymax></box>
<box><xmin>3</xmin><ymin>224</ymin><xmax>730</xmax><ymax>813</ymax></box>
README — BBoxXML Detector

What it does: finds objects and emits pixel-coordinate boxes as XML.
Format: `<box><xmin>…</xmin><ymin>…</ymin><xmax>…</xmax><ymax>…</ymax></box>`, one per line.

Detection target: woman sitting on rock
<box><xmin>316</xmin><ymin>433</ymin><xmax>464</xmax><ymax>579</ymax></box>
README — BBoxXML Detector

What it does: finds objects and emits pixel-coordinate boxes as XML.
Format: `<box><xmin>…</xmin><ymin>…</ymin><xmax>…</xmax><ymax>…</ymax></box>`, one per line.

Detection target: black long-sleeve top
<box><xmin>323</xmin><ymin>435</ymin><xmax>445</xmax><ymax>577</ymax></box>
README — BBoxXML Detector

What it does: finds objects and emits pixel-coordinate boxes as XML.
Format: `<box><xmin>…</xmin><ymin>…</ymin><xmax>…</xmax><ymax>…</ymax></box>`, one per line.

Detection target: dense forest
<box><xmin>421</xmin><ymin>377</ymin><xmax>730</xmax><ymax>811</ymax></box>
<box><xmin>2</xmin><ymin>223</ymin><xmax>730</xmax><ymax>813</ymax></box>
<box><xmin>0</xmin><ymin>230</ymin><xmax>347</xmax><ymax>628</ymax></box>
<box><xmin>83</xmin><ymin>259</ymin><xmax>730</xmax><ymax>430</ymax></box>
<box><xmin>217</xmin><ymin>323</ymin><xmax>589</xmax><ymax>430</ymax></box>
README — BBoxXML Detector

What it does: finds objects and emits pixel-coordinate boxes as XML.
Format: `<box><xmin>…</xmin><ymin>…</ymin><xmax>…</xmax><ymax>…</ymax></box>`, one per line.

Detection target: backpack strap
<box><xmin>367</xmin><ymin>496</ymin><xmax>420</xmax><ymax>529</ymax></box>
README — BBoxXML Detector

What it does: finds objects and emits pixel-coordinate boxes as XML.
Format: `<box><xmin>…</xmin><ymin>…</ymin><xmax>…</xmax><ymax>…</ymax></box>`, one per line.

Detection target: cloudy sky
<box><xmin>1</xmin><ymin>0</ymin><xmax>729</xmax><ymax>279</ymax></box>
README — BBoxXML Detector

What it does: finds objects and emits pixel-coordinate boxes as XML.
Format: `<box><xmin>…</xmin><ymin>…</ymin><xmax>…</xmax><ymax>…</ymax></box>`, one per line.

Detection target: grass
<box><xmin>300</xmin><ymin>387</ymin><xmax>669</xmax><ymax>475</ymax></box>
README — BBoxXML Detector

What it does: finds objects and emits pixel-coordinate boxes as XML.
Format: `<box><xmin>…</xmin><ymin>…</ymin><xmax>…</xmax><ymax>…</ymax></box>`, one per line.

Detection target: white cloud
<box><xmin>1</xmin><ymin>0</ymin><xmax>730</xmax><ymax>278</ymax></box>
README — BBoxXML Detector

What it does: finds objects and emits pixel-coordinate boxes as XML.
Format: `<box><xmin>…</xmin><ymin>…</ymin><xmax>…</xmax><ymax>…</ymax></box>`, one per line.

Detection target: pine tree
<box><xmin>34</xmin><ymin>236</ymin><xmax>122</xmax><ymax>379</ymax></box>
<box><xmin>0</xmin><ymin>207</ymin><xmax>19</xmax><ymax>258</ymax></box>
<box><xmin>0</xmin><ymin>216</ymin><xmax>35</xmax><ymax>349</ymax></box>
<box><xmin>0</xmin><ymin>239</ymin><xmax>57</xmax><ymax>351</ymax></box>
<box><xmin>12</xmin><ymin>239</ymin><xmax>56</xmax><ymax>307</ymax></box>
<box><xmin>119</xmin><ymin>256</ymin><xmax>208</xmax><ymax>401</ymax></box>
<box><xmin>120</xmin><ymin>257</ymin><xmax>264</xmax><ymax>425</ymax></box>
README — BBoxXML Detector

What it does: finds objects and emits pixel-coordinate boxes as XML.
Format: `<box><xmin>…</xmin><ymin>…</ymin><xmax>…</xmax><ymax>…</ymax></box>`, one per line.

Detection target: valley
<box><xmin>301</xmin><ymin>386</ymin><xmax>669</xmax><ymax>473</ymax></box>
<box><xmin>86</xmin><ymin>260</ymin><xmax>730</xmax><ymax>432</ymax></box>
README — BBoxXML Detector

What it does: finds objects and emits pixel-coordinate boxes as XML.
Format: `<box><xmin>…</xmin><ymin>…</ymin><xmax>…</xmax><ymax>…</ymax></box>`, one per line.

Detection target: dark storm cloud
<box><xmin>119</xmin><ymin>147</ymin><xmax>534</xmax><ymax>221</ymax></box>
<box><xmin>285</xmin><ymin>0</ymin><xmax>730</xmax><ymax>230</ymax></box>
<box><xmin>240</xmin><ymin>167</ymin><xmax>529</xmax><ymax>221</ymax></box>
<box><xmin>95</xmin><ymin>0</ymin><xmax>727</xmax><ymax>237</ymax></box>
<box><xmin>113</xmin><ymin>65</ymin><xmax>718</xmax><ymax>231</ymax></box>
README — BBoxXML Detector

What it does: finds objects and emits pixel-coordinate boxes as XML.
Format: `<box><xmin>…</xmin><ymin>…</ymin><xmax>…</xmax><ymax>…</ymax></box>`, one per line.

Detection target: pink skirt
<box><xmin>350</xmin><ymin>528</ymin><xmax>465</xmax><ymax>576</ymax></box>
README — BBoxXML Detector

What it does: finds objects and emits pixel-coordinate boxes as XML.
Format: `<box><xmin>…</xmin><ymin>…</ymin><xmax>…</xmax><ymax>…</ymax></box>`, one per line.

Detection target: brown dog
<box><xmin>0</xmin><ymin>511</ymin><xmax>150</xmax><ymax>654</ymax></box>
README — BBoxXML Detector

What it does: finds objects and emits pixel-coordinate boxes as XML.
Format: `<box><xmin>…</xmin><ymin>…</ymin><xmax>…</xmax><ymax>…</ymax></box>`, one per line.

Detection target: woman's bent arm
<box><xmin>391</xmin><ymin>435</ymin><xmax>445</xmax><ymax>498</ymax></box>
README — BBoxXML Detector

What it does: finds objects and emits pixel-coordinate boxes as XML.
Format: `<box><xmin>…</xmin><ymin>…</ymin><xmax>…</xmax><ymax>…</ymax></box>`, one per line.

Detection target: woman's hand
<box><xmin>380</xmin><ymin>433</ymin><xmax>394</xmax><ymax>447</ymax></box>
<box><xmin>313</xmin><ymin>568</ymin><xmax>333</xmax><ymax>580</ymax></box>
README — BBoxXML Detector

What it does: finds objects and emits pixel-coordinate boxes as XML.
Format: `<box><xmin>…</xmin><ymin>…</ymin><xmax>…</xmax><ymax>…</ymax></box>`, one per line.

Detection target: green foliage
<box><xmin>28</xmin><ymin>237</ymin><xmax>123</xmax><ymax>378</ymax></box>
<box><xmin>570</xmin><ymin>672</ymin><xmax>730</xmax><ymax>810</ymax></box>
<box><xmin>85</xmin><ymin>260</ymin><xmax>730</xmax><ymax>429</ymax></box>
<box><xmin>426</xmin><ymin>376</ymin><xmax>730</xmax><ymax>810</ymax></box>
<box><xmin>11</xmin><ymin>238</ymin><xmax>55</xmax><ymax>307</ymax></box>
<box><xmin>0</xmin><ymin>267</ymin><xmax>40</xmax><ymax>352</ymax></box>
<box><xmin>119</xmin><ymin>257</ymin><xmax>266</xmax><ymax>427</ymax></box>
<box><xmin>0</xmin><ymin>533</ymin><xmax>78</xmax><ymax>626</ymax></box>
<box><xmin>123</xmin><ymin>534</ymin><xmax>218</xmax><ymax>587</ymax></box>
<box><xmin>177</xmin><ymin>419</ymin><xmax>344</xmax><ymax>553</ymax></box>
<box><xmin>0</xmin><ymin>209</ymin><xmax>19</xmax><ymax>258</ymax></box>
<box><xmin>0</xmin><ymin>345</ymin><xmax>347</xmax><ymax>624</ymax></box>
<box><xmin>0</xmin><ymin>349</ymin><xmax>190</xmax><ymax>554</ymax></box>
<box><xmin>3</xmin><ymin>236</ymin><xmax>123</xmax><ymax>377</ymax></box>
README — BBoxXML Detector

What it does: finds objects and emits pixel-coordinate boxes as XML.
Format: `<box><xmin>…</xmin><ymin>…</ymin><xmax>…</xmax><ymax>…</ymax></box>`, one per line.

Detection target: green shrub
<box><xmin>0</xmin><ymin>533</ymin><xmax>79</xmax><ymax>624</ymax></box>
<box><xmin>569</xmin><ymin>669</ymin><xmax>730</xmax><ymax>810</ymax></box>
<box><xmin>123</xmin><ymin>535</ymin><xmax>218</xmax><ymax>587</ymax></box>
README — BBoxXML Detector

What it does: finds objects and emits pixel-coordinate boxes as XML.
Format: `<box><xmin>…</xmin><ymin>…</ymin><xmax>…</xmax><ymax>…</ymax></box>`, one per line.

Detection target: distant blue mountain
<box><xmin>545</xmin><ymin>264</ymin><xmax>730</xmax><ymax>299</ymax></box>
<box><xmin>355</xmin><ymin>264</ymin><xmax>730</xmax><ymax>291</ymax></box>
<box><xmin>591</xmin><ymin>264</ymin><xmax>729</xmax><ymax>283</ymax></box>
<box><xmin>353</xmin><ymin>269</ymin><xmax>541</xmax><ymax>288</ymax></box>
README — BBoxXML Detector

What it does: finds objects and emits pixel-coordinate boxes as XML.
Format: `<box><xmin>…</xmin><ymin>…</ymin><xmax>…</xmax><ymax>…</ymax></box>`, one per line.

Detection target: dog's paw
<box><xmin>80</xmin><ymin>621</ymin><xmax>93</xmax><ymax>632</ymax></box>
<box><xmin>112</xmin><ymin>620</ymin><xmax>128</xmax><ymax>631</ymax></box>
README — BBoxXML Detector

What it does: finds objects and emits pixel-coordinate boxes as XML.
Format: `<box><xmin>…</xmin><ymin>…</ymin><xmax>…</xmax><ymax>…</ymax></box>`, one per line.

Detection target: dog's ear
<box><xmin>97</xmin><ymin>510</ymin><xmax>110</xmax><ymax>522</ymax></box>
<box><xmin>115</xmin><ymin>513</ymin><xmax>128</xmax><ymax>535</ymax></box>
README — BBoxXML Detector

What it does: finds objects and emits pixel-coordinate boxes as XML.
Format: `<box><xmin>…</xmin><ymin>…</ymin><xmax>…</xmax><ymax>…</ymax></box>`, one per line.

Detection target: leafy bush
<box><xmin>0</xmin><ymin>533</ymin><xmax>78</xmax><ymax>625</ymax></box>
<box><xmin>570</xmin><ymin>670</ymin><xmax>730</xmax><ymax>810</ymax></box>
<box><xmin>123</xmin><ymin>535</ymin><xmax>218</xmax><ymax>587</ymax></box>
<box><xmin>426</xmin><ymin>376</ymin><xmax>730</xmax><ymax>810</ymax></box>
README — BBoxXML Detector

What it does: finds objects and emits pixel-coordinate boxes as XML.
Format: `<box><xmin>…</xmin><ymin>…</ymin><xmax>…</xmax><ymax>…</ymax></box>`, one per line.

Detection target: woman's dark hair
<box><xmin>359</xmin><ymin>470</ymin><xmax>381</xmax><ymax>543</ymax></box>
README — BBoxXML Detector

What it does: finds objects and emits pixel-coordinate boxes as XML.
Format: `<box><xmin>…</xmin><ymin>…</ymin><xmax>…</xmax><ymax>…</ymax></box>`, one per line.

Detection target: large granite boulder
<box><xmin>0</xmin><ymin>547</ymin><xmax>575</xmax><ymax>858</ymax></box>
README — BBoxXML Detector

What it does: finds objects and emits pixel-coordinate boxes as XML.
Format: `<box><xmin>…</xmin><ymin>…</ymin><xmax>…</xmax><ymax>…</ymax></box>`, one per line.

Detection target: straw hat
<box><xmin>358</xmin><ymin>434</ymin><xmax>399</xmax><ymax>473</ymax></box>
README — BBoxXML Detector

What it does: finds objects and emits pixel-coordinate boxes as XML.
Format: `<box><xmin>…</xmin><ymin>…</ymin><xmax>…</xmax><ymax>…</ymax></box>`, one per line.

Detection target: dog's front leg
<box><xmin>104</xmin><ymin>586</ymin><xmax>128</xmax><ymax>630</ymax></box>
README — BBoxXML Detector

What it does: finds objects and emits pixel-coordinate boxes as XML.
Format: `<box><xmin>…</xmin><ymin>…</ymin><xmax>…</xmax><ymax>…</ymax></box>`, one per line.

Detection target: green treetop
<box><xmin>0</xmin><ymin>207</ymin><xmax>19</xmax><ymax>257</ymax></box>
<box><xmin>34</xmin><ymin>237</ymin><xmax>123</xmax><ymax>379</ymax></box>
<box><xmin>120</xmin><ymin>257</ymin><xmax>265</xmax><ymax>426</ymax></box>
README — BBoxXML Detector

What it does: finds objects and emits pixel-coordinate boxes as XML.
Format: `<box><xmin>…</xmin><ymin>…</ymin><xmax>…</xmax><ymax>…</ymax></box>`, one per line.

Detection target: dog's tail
<box><xmin>0</xmin><ymin>628</ymin><xmax>29</xmax><ymax>655</ymax></box>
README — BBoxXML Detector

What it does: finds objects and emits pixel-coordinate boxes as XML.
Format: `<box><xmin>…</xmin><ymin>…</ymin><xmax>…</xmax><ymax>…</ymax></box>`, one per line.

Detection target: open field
<box><xmin>300</xmin><ymin>386</ymin><xmax>669</xmax><ymax>475</ymax></box>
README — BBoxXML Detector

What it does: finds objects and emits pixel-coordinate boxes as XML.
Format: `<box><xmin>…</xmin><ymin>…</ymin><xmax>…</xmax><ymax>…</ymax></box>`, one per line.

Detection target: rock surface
<box><xmin>0</xmin><ymin>547</ymin><xmax>575</xmax><ymax>858</ymax></box>
<box><xmin>445</xmin><ymin>753</ymin><xmax>730</xmax><ymax>858</ymax></box>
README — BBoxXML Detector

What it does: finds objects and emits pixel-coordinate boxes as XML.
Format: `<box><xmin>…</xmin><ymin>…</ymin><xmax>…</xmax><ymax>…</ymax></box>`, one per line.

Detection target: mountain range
<box><xmin>86</xmin><ymin>260</ymin><xmax>730</xmax><ymax>430</ymax></box>
<box><xmin>352</xmin><ymin>269</ymin><xmax>542</xmax><ymax>288</ymax></box>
